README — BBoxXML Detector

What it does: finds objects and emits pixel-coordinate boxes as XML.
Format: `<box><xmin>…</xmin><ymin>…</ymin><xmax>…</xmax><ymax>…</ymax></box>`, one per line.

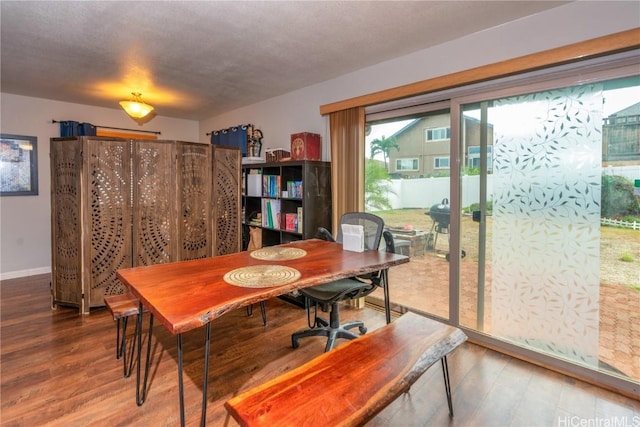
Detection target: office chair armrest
<box><xmin>383</xmin><ymin>230</ymin><xmax>396</xmax><ymax>253</ymax></box>
<box><xmin>316</xmin><ymin>227</ymin><xmax>335</xmax><ymax>242</ymax></box>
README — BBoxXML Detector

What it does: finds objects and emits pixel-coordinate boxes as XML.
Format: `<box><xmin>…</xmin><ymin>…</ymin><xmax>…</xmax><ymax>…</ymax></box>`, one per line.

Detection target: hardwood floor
<box><xmin>1</xmin><ymin>274</ymin><xmax>638</xmax><ymax>426</ymax></box>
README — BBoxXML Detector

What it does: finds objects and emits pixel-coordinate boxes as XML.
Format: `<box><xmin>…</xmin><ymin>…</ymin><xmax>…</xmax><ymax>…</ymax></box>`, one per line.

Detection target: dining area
<box><xmin>116</xmin><ymin>235</ymin><xmax>412</xmax><ymax>426</ymax></box>
<box><xmin>3</xmin><ymin>204</ymin><xmax>638</xmax><ymax>427</ymax></box>
<box><xmin>3</xmin><ymin>269</ymin><xmax>639</xmax><ymax>426</ymax></box>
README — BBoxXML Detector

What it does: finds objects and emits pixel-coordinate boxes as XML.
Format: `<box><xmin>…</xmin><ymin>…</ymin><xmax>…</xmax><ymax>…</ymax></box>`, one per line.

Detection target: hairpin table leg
<box><xmin>177</xmin><ymin>322</ymin><xmax>212</xmax><ymax>427</ymax></box>
<box><xmin>381</xmin><ymin>269</ymin><xmax>391</xmax><ymax>324</ymax></box>
<box><xmin>441</xmin><ymin>355</ymin><xmax>454</xmax><ymax>417</ymax></box>
<box><xmin>136</xmin><ymin>303</ymin><xmax>153</xmax><ymax>406</ymax></box>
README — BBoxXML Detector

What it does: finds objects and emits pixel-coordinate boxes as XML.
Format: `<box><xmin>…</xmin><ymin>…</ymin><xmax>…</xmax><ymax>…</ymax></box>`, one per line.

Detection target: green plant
<box><xmin>463</xmin><ymin>201</ymin><xmax>493</xmax><ymax>215</ymax></box>
<box><xmin>618</xmin><ymin>252</ymin><xmax>634</xmax><ymax>262</ymax></box>
<box><xmin>369</xmin><ymin>135</ymin><xmax>400</xmax><ymax>170</ymax></box>
<box><xmin>462</xmin><ymin>166</ymin><xmax>481</xmax><ymax>176</ymax></box>
<box><xmin>365</xmin><ymin>159</ymin><xmax>396</xmax><ymax>211</ymax></box>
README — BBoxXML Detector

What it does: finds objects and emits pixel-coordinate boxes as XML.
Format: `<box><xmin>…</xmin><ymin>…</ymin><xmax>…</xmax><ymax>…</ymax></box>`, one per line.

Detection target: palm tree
<box><xmin>369</xmin><ymin>135</ymin><xmax>399</xmax><ymax>170</ymax></box>
<box><xmin>365</xmin><ymin>159</ymin><xmax>395</xmax><ymax>211</ymax></box>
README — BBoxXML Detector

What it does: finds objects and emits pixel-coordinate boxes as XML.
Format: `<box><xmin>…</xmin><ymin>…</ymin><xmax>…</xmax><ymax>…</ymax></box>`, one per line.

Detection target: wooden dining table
<box><xmin>116</xmin><ymin>238</ymin><xmax>409</xmax><ymax>427</ymax></box>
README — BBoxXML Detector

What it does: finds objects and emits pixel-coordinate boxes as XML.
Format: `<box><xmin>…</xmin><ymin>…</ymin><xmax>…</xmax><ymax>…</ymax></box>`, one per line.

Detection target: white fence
<box><xmin>380</xmin><ymin>165</ymin><xmax>637</xmax><ymax>215</ymax></box>
<box><xmin>384</xmin><ymin>175</ymin><xmax>492</xmax><ymax>210</ymax></box>
<box><xmin>601</xmin><ymin>217</ymin><xmax>640</xmax><ymax>230</ymax></box>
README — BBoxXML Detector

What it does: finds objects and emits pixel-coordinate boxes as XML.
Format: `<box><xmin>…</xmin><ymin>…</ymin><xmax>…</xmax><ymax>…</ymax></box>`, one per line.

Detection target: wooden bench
<box><xmin>104</xmin><ymin>292</ymin><xmax>141</xmax><ymax>378</ymax></box>
<box><xmin>225</xmin><ymin>311</ymin><xmax>467</xmax><ymax>427</ymax></box>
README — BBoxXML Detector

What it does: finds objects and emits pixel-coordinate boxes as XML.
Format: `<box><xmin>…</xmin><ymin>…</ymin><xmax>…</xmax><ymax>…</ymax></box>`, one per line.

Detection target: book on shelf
<box><xmin>249</xmin><ymin>212</ymin><xmax>262</xmax><ymax>226</ymax></box>
<box><xmin>247</xmin><ymin>172</ymin><xmax>262</xmax><ymax>197</ymax></box>
<box><xmin>262</xmin><ymin>198</ymin><xmax>281</xmax><ymax>229</ymax></box>
<box><xmin>262</xmin><ymin>175</ymin><xmax>281</xmax><ymax>198</ymax></box>
<box><xmin>297</xmin><ymin>207</ymin><xmax>303</xmax><ymax>234</ymax></box>
<box><xmin>285</xmin><ymin>213</ymin><xmax>298</xmax><ymax>232</ymax></box>
<box><xmin>286</xmin><ymin>181</ymin><xmax>303</xmax><ymax>199</ymax></box>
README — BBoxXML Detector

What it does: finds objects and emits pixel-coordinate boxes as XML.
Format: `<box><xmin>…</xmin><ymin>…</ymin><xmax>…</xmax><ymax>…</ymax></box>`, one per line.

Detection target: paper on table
<box><xmin>342</xmin><ymin>224</ymin><xmax>364</xmax><ymax>252</ymax></box>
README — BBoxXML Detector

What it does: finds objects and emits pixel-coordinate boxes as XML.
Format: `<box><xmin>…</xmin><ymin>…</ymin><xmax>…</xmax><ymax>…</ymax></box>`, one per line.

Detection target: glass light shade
<box><xmin>119</xmin><ymin>93</ymin><xmax>154</xmax><ymax>119</ymax></box>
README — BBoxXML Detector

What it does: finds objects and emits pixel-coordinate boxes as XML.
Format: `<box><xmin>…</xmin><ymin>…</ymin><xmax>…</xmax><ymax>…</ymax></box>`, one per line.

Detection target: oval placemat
<box><xmin>250</xmin><ymin>247</ymin><xmax>307</xmax><ymax>261</ymax></box>
<box><xmin>224</xmin><ymin>265</ymin><xmax>301</xmax><ymax>288</ymax></box>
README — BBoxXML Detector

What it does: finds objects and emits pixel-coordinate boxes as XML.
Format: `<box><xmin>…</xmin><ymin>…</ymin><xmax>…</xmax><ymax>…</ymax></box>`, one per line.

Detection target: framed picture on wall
<box><xmin>0</xmin><ymin>134</ymin><xmax>38</xmax><ymax>196</ymax></box>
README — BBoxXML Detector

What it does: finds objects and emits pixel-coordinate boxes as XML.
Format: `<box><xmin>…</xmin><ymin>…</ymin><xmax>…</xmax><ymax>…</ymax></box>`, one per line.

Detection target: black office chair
<box><xmin>291</xmin><ymin>212</ymin><xmax>389</xmax><ymax>352</ymax></box>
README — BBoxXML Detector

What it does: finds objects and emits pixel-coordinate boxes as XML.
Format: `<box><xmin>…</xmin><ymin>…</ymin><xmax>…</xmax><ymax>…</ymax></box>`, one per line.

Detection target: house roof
<box><xmin>610</xmin><ymin>102</ymin><xmax>640</xmax><ymax>117</ymax></box>
<box><xmin>391</xmin><ymin>119</ymin><xmax>421</xmax><ymax>139</ymax></box>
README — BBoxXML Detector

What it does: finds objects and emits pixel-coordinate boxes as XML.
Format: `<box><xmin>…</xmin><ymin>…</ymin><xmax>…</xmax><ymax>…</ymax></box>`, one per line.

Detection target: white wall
<box><xmin>2</xmin><ymin>1</ymin><xmax>638</xmax><ymax>278</ymax></box>
<box><xmin>0</xmin><ymin>94</ymin><xmax>198</xmax><ymax>279</ymax></box>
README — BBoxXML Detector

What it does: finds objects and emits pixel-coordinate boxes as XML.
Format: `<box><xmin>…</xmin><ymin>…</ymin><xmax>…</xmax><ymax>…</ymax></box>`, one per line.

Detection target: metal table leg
<box><xmin>122</xmin><ymin>316</ymin><xmax>137</xmax><ymax>378</ymax></box>
<box><xmin>201</xmin><ymin>322</ymin><xmax>211</xmax><ymax>427</ymax></box>
<box><xmin>382</xmin><ymin>269</ymin><xmax>391</xmax><ymax>324</ymax></box>
<box><xmin>134</xmin><ymin>304</ymin><xmax>213</xmax><ymax>426</ymax></box>
<box><xmin>136</xmin><ymin>302</ymin><xmax>154</xmax><ymax>406</ymax></box>
<box><xmin>441</xmin><ymin>355</ymin><xmax>454</xmax><ymax>417</ymax></box>
<box><xmin>177</xmin><ymin>322</ymin><xmax>212</xmax><ymax>427</ymax></box>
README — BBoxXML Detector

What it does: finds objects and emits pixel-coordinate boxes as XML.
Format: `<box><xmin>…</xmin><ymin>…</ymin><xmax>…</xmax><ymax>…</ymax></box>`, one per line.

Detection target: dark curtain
<box><xmin>210</xmin><ymin>124</ymin><xmax>248</xmax><ymax>156</ymax></box>
<box><xmin>59</xmin><ymin>121</ymin><xmax>97</xmax><ymax>137</ymax></box>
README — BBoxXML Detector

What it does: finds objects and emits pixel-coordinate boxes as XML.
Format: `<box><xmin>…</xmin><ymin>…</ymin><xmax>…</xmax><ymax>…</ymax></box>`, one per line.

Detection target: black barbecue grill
<box><xmin>429</xmin><ymin>199</ymin><xmax>451</xmax><ymax>232</ymax></box>
<box><xmin>425</xmin><ymin>198</ymin><xmax>465</xmax><ymax>261</ymax></box>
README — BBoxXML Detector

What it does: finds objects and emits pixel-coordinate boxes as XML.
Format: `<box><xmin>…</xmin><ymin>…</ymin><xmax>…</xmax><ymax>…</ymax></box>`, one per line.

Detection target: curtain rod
<box><xmin>51</xmin><ymin>120</ymin><xmax>162</xmax><ymax>135</ymax></box>
<box><xmin>206</xmin><ymin>123</ymin><xmax>253</xmax><ymax>136</ymax></box>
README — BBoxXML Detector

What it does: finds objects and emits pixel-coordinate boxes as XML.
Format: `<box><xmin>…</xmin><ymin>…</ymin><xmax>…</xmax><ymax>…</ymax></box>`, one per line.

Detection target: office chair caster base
<box><xmin>315</xmin><ymin>317</ymin><xmax>329</xmax><ymax>328</ymax></box>
<box><xmin>341</xmin><ymin>320</ymin><xmax>367</xmax><ymax>335</ymax></box>
<box><xmin>291</xmin><ymin>325</ymin><xmax>362</xmax><ymax>352</ymax></box>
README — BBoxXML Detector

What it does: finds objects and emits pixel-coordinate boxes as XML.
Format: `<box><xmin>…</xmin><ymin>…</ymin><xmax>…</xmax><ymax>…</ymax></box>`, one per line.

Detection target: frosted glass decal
<box><xmin>491</xmin><ymin>85</ymin><xmax>602</xmax><ymax>366</ymax></box>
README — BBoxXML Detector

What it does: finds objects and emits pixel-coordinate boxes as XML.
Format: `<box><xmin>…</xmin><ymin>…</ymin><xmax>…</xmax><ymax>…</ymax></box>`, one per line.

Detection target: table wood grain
<box><xmin>116</xmin><ymin>239</ymin><xmax>408</xmax><ymax>334</ymax></box>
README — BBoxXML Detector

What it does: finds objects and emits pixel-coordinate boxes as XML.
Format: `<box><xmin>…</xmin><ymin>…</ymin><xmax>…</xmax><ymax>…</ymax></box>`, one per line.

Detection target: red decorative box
<box><xmin>291</xmin><ymin>132</ymin><xmax>321</xmax><ymax>161</ymax></box>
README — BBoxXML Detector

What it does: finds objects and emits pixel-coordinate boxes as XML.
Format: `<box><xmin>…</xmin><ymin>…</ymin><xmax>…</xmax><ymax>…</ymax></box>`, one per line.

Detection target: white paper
<box><xmin>342</xmin><ymin>224</ymin><xmax>364</xmax><ymax>252</ymax></box>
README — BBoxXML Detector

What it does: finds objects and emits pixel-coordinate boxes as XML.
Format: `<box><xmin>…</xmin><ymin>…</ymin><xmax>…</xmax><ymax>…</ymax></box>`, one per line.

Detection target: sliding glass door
<box><xmin>460</xmin><ymin>75</ymin><xmax>640</xmax><ymax>383</ymax></box>
<box><xmin>362</xmin><ymin>55</ymin><xmax>639</xmax><ymax>392</ymax></box>
<box><xmin>364</xmin><ymin>109</ymin><xmax>452</xmax><ymax>321</ymax></box>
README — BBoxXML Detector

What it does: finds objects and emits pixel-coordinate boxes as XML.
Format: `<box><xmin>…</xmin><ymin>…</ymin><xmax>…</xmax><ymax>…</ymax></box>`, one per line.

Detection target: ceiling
<box><xmin>1</xmin><ymin>1</ymin><xmax>568</xmax><ymax>121</ymax></box>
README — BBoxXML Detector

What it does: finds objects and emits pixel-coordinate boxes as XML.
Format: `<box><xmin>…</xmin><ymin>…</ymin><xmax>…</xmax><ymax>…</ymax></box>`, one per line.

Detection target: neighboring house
<box><xmin>603</xmin><ymin>101</ymin><xmax>640</xmax><ymax>165</ymax></box>
<box><xmin>388</xmin><ymin>101</ymin><xmax>640</xmax><ymax>177</ymax></box>
<box><xmin>387</xmin><ymin>114</ymin><xmax>494</xmax><ymax>178</ymax></box>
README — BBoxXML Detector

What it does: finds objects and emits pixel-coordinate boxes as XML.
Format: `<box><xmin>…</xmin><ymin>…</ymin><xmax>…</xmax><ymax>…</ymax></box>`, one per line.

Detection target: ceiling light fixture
<box><xmin>119</xmin><ymin>92</ymin><xmax>154</xmax><ymax>119</ymax></box>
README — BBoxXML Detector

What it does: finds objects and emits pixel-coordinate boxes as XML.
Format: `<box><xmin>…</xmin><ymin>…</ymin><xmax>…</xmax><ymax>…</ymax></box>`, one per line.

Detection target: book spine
<box><xmin>272</xmin><ymin>200</ymin><xmax>280</xmax><ymax>229</ymax></box>
<box><xmin>285</xmin><ymin>213</ymin><xmax>298</xmax><ymax>231</ymax></box>
<box><xmin>267</xmin><ymin>200</ymin><xmax>274</xmax><ymax>228</ymax></box>
<box><xmin>277</xmin><ymin>176</ymin><xmax>281</xmax><ymax>198</ymax></box>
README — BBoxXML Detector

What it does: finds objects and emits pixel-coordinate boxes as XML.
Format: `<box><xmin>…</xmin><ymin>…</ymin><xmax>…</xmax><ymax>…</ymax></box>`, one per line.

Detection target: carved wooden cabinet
<box><xmin>211</xmin><ymin>145</ymin><xmax>242</xmax><ymax>255</ymax></box>
<box><xmin>50</xmin><ymin>137</ymin><xmax>240</xmax><ymax>314</ymax></box>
